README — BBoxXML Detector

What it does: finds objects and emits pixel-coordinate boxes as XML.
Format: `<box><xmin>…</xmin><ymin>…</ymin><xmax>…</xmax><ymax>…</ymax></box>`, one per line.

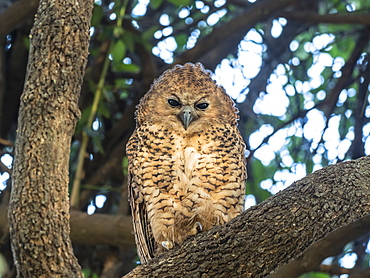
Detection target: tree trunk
<box><xmin>8</xmin><ymin>0</ymin><xmax>93</xmax><ymax>277</ymax></box>
<box><xmin>123</xmin><ymin>156</ymin><xmax>370</xmax><ymax>278</ymax></box>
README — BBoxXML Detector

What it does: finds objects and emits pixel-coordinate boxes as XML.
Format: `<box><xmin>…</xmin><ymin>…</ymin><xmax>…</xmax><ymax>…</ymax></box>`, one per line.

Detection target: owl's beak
<box><xmin>179</xmin><ymin>106</ymin><xmax>196</xmax><ymax>130</ymax></box>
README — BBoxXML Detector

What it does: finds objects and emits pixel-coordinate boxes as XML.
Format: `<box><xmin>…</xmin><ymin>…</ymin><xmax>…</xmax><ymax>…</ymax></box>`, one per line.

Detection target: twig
<box><xmin>0</xmin><ymin>160</ymin><xmax>12</xmax><ymax>175</ymax></box>
<box><xmin>70</xmin><ymin>41</ymin><xmax>111</xmax><ymax>208</ymax></box>
<box><xmin>0</xmin><ymin>138</ymin><xmax>13</xmax><ymax>147</ymax></box>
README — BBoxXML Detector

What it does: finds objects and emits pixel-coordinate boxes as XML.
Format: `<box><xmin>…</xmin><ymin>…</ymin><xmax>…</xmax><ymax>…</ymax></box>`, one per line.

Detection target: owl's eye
<box><xmin>168</xmin><ymin>99</ymin><xmax>181</xmax><ymax>107</ymax></box>
<box><xmin>195</xmin><ymin>103</ymin><xmax>209</xmax><ymax>110</ymax></box>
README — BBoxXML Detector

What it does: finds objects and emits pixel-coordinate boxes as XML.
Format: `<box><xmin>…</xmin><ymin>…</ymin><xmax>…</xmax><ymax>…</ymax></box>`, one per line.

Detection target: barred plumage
<box><xmin>127</xmin><ymin>63</ymin><xmax>247</xmax><ymax>263</ymax></box>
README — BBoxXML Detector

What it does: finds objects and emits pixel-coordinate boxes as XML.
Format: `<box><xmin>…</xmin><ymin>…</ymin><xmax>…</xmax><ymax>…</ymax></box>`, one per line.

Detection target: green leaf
<box><xmin>111</xmin><ymin>40</ymin><xmax>126</xmax><ymax>62</ymax></box>
<box><xmin>142</xmin><ymin>26</ymin><xmax>158</xmax><ymax>42</ymax></box>
<box><xmin>246</xmin><ymin>159</ymin><xmax>273</xmax><ymax>203</ymax></box>
<box><xmin>114</xmin><ymin>78</ymin><xmax>130</xmax><ymax>89</ymax></box>
<box><xmin>112</xmin><ymin>63</ymin><xmax>140</xmax><ymax>73</ymax></box>
<box><xmin>83</xmin><ymin>126</ymin><xmax>105</xmax><ymax>154</ymax></box>
<box><xmin>122</xmin><ymin>31</ymin><xmax>136</xmax><ymax>52</ymax></box>
<box><xmin>298</xmin><ymin>272</ymin><xmax>330</xmax><ymax>278</ymax></box>
<box><xmin>122</xmin><ymin>156</ymin><xmax>128</xmax><ymax>176</ymax></box>
<box><xmin>82</xmin><ymin>269</ymin><xmax>100</xmax><ymax>278</ymax></box>
<box><xmin>305</xmin><ymin>158</ymin><xmax>314</xmax><ymax>174</ymax></box>
<box><xmin>119</xmin><ymin>91</ymin><xmax>129</xmax><ymax>99</ymax></box>
<box><xmin>102</xmin><ymin>87</ymin><xmax>115</xmax><ymax>103</ymax></box>
<box><xmin>75</xmin><ymin>106</ymin><xmax>92</xmax><ymax>135</ymax></box>
<box><xmin>150</xmin><ymin>0</ymin><xmax>163</xmax><ymax>10</ymax></box>
<box><xmin>91</xmin><ymin>133</ymin><xmax>105</xmax><ymax>154</ymax></box>
<box><xmin>23</xmin><ymin>36</ymin><xmax>30</xmax><ymax>50</ymax></box>
<box><xmin>98</xmin><ymin>100</ymin><xmax>111</xmax><ymax>118</ymax></box>
<box><xmin>166</xmin><ymin>0</ymin><xmax>190</xmax><ymax>6</ymax></box>
<box><xmin>91</xmin><ymin>4</ymin><xmax>103</xmax><ymax>27</ymax></box>
<box><xmin>337</xmin><ymin>36</ymin><xmax>355</xmax><ymax>59</ymax></box>
<box><xmin>251</xmin><ymin>159</ymin><xmax>266</xmax><ymax>186</ymax></box>
<box><xmin>295</xmin><ymin>46</ymin><xmax>309</xmax><ymax>60</ymax></box>
<box><xmin>113</xmin><ymin>26</ymin><xmax>124</xmax><ymax>38</ymax></box>
<box><xmin>175</xmin><ymin>33</ymin><xmax>188</xmax><ymax>49</ymax></box>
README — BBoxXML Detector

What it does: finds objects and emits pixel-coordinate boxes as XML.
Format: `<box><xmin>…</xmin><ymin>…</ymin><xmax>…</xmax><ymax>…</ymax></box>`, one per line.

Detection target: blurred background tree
<box><xmin>0</xmin><ymin>0</ymin><xmax>369</xmax><ymax>277</ymax></box>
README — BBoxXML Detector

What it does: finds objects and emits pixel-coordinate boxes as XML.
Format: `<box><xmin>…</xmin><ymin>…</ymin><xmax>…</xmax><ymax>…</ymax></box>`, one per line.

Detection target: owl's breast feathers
<box><xmin>127</xmin><ymin>121</ymin><xmax>246</xmax><ymax>262</ymax></box>
<box><xmin>135</xmin><ymin>121</ymin><xmax>245</xmax><ymax>188</ymax></box>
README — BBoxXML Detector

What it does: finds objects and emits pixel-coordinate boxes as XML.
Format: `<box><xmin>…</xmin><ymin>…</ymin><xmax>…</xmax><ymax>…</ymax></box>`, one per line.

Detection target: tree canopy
<box><xmin>0</xmin><ymin>0</ymin><xmax>369</xmax><ymax>277</ymax></box>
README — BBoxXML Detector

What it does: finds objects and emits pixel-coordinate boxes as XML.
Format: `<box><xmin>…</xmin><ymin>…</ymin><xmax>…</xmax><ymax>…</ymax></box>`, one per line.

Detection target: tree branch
<box><xmin>123</xmin><ymin>156</ymin><xmax>370</xmax><ymax>277</ymax></box>
<box><xmin>0</xmin><ymin>0</ymin><xmax>39</xmax><ymax>37</ymax></box>
<box><xmin>174</xmin><ymin>0</ymin><xmax>300</xmax><ymax>69</ymax></box>
<box><xmin>2</xmin><ymin>157</ymin><xmax>369</xmax><ymax>276</ymax></box>
<box><xmin>71</xmin><ymin>210</ymin><xmax>134</xmax><ymax>247</ymax></box>
<box><xmin>280</xmin><ymin>11</ymin><xmax>370</xmax><ymax>25</ymax></box>
<box><xmin>267</xmin><ymin>214</ymin><xmax>370</xmax><ymax>278</ymax></box>
<box><xmin>0</xmin><ymin>206</ymin><xmax>135</xmax><ymax>248</ymax></box>
<box><xmin>318</xmin><ymin>28</ymin><xmax>370</xmax><ymax>118</ymax></box>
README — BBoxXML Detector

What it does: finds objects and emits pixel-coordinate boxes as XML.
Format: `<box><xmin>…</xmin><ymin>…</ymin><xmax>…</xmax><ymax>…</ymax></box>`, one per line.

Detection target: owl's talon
<box><xmin>195</xmin><ymin>222</ymin><xmax>203</xmax><ymax>232</ymax></box>
<box><xmin>161</xmin><ymin>241</ymin><xmax>174</xmax><ymax>250</ymax></box>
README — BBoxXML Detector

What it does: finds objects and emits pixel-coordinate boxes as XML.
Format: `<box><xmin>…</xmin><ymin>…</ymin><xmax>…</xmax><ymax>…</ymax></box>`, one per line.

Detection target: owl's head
<box><xmin>136</xmin><ymin>63</ymin><xmax>239</xmax><ymax>131</ymax></box>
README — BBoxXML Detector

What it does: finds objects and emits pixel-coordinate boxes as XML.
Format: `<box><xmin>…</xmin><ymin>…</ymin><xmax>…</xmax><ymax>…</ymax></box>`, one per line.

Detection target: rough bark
<box><xmin>267</xmin><ymin>214</ymin><xmax>370</xmax><ymax>278</ymax></box>
<box><xmin>124</xmin><ymin>156</ymin><xmax>370</xmax><ymax>278</ymax></box>
<box><xmin>7</xmin><ymin>0</ymin><xmax>93</xmax><ymax>277</ymax></box>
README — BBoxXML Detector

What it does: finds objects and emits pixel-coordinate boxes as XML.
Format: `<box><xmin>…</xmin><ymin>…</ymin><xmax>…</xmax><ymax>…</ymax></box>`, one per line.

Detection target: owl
<box><xmin>127</xmin><ymin>63</ymin><xmax>247</xmax><ymax>263</ymax></box>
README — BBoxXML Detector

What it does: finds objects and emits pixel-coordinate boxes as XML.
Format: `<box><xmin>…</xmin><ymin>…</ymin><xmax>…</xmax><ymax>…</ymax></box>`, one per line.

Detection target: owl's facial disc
<box><xmin>179</xmin><ymin>106</ymin><xmax>197</xmax><ymax>130</ymax></box>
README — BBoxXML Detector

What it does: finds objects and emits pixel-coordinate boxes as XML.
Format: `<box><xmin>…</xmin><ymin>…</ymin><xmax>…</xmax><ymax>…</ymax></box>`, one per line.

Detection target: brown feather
<box><xmin>126</xmin><ymin>63</ymin><xmax>247</xmax><ymax>263</ymax></box>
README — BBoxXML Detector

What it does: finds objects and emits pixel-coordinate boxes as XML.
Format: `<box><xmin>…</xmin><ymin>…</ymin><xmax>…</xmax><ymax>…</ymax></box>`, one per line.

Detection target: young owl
<box><xmin>127</xmin><ymin>63</ymin><xmax>247</xmax><ymax>263</ymax></box>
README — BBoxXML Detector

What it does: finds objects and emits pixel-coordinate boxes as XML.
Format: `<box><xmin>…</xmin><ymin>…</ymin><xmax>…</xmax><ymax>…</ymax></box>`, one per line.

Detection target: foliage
<box><xmin>0</xmin><ymin>0</ymin><xmax>369</xmax><ymax>276</ymax></box>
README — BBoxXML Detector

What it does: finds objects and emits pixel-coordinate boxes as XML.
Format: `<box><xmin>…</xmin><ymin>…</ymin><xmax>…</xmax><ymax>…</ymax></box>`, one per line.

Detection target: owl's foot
<box><xmin>189</xmin><ymin>221</ymin><xmax>203</xmax><ymax>236</ymax></box>
<box><xmin>161</xmin><ymin>241</ymin><xmax>174</xmax><ymax>250</ymax></box>
<box><xmin>195</xmin><ymin>222</ymin><xmax>203</xmax><ymax>232</ymax></box>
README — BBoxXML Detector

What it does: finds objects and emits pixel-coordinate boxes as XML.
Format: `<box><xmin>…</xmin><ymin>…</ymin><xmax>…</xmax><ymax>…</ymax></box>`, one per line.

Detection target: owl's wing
<box><xmin>127</xmin><ymin>130</ymin><xmax>155</xmax><ymax>263</ymax></box>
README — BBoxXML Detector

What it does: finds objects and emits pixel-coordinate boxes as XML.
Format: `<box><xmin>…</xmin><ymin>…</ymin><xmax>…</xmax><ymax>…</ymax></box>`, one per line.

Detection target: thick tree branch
<box><xmin>70</xmin><ymin>211</ymin><xmax>134</xmax><ymax>247</ymax></box>
<box><xmin>0</xmin><ymin>0</ymin><xmax>39</xmax><ymax>37</ymax></box>
<box><xmin>349</xmin><ymin>267</ymin><xmax>370</xmax><ymax>278</ymax></box>
<box><xmin>0</xmin><ymin>206</ymin><xmax>135</xmax><ymax>248</ymax></box>
<box><xmin>281</xmin><ymin>11</ymin><xmax>370</xmax><ymax>25</ymax></box>
<box><xmin>124</xmin><ymin>156</ymin><xmax>370</xmax><ymax>277</ymax></box>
